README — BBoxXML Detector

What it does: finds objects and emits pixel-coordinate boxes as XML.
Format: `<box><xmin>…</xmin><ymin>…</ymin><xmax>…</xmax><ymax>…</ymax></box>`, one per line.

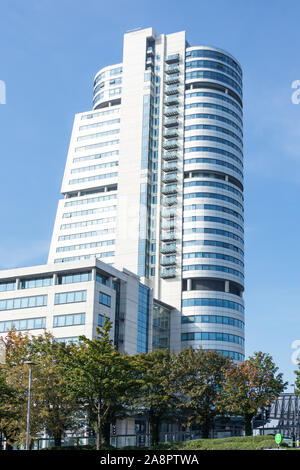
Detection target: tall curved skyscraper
<box><xmin>48</xmin><ymin>28</ymin><xmax>244</xmax><ymax>360</ymax></box>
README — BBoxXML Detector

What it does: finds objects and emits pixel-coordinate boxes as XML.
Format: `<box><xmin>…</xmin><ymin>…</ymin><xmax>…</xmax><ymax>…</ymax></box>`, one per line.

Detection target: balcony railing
<box><xmin>160</xmin><ymin>267</ymin><xmax>176</xmax><ymax>278</ymax></box>
<box><xmin>146</xmin><ymin>56</ymin><xmax>154</xmax><ymax>66</ymax></box>
<box><xmin>161</xmin><ymin>207</ymin><xmax>177</xmax><ymax>218</ymax></box>
<box><xmin>163</xmin><ymin>117</ymin><xmax>178</xmax><ymax>127</ymax></box>
<box><xmin>164</xmin><ymin>95</ymin><xmax>179</xmax><ymax>106</ymax></box>
<box><xmin>165</xmin><ymin>74</ymin><xmax>180</xmax><ymax>85</ymax></box>
<box><xmin>161</xmin><ymin>231</ymin><xmax>177</xmax><ymax>241</ymax></box>
<box><xmin>166</xmin><ymin>64</ymin><xmax>180</xmax><ymax>74</ymax></box>
<box><xmin>163</xmin><ymin>140</ymin><xmax>178</xmax><ymax>150</ymax></box>
<box><xmin>162</xmin><ymin>161</ymin><xmax>178</xmax><ymax>172</ymax></box>
<box><xmin>162</xmin><ymin>151</ymin><xmax>178</xmax><ymax>160</ymax></box>
<box><xmin>164</xmin><ymin>106</ymin><xmax>179</xmax><ymax>117</ymax></box>
<box><xmin>165</xmin><ymin>86</ymin><xmax>179</xmax><ymax>96</ymax></box>
<box><xmin>163</xmin><ymin>129</ymin><xmax>178</xmax><ymax>139</ymax></box>
<box><xmin>162</xmin><ymin>184</ymin><xmax>177</xmax><ymax>195</ymax></box>
<box><xmin>161</xmin><ymin>218</ymin><xmax>176</xmax><ymax>230</ymax></box>
<box><xmin>166</xmin><ymin>53</ymin><xmax>180</xmax><ymax>64</ymax></box>
<box><xmin>161</xmin><ymin>256</ymin><xmax>176</xmax><ymax>266</ymax></box>
<box><xmin>160</xmin><ymin>243</ymin><xmax>177</xmax><ymax>254</ymax></box>
<box><xmin>162</xmin><ymin>195</ymin><xmax>177</xmax><ymax>206</ymax></box>
<box><xmin>162</xmin><ymin>173</ymin><xmax>177</xmax><ymax>183</ymax></box>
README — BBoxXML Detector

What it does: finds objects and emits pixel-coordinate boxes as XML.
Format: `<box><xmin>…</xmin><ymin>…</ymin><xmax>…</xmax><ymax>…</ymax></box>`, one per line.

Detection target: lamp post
<box><xmin>24</xmin><ymin>361</ymin><xmax>36</xmax><ymax>450</ymax></box>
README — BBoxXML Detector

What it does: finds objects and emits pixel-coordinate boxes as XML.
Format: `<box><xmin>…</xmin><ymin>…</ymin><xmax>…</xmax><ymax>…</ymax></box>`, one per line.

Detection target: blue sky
<box><xmin>0</xmin><ymin>0</ymin><xmax>300</xmax><ymax>386</ymax></box>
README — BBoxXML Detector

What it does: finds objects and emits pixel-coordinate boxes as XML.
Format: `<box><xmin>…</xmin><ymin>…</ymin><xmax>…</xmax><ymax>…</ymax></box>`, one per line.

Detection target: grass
<box><xmin>44</xmin><ymin>435</ymin><xmax>297</xmax><ymax>451</ymax></box>
<box><xmin>118</xmin><ymin>435</ymin><xmax>289</xmax><ymax>451</ymax></box>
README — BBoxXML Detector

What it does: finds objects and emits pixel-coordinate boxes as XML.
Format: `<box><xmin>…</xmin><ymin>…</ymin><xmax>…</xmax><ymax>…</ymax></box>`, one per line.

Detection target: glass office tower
<box><xmin>48</xmin><ymin>28</ymin><xmax>245</xmax><ymax>360</ymax></box>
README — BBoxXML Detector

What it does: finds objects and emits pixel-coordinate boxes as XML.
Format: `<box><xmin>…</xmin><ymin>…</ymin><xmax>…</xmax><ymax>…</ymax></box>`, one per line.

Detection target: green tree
<box><xmin>0</xmin><ymin>365</ymin><xmax>18</xmax><ymax>449</ymax></box>
<box><xmin>219</xmin><ymin>351</ymin><xmax>287</xmax><ymax>435</ymax></box>
<box><xmin>27</xmin><ymin>333</ymin><xmax>84</xmax><ymax>447</ymax></box>
<box><xmin>0</xmin><ymin>331</ymin><xmax>83</xmax><ymax>448</ymax></box>
<box><xmin>62</xmin><ymin>318</ymin><xmax>138</xmax><ymax>450</ymax></box>
<box><xmin>134</xmin><ymin>349</ymin><xmax>178</xmax><ymax>446</ymax></box>
<box><xmin>0</xmin><ymin>331</ymin><xmax>38</xmax><ymax>448</ymax></box>
<box><xmin>169</xmin><ymin>347</ymin><xmax>231</xmax><ymax>438</ymax></box>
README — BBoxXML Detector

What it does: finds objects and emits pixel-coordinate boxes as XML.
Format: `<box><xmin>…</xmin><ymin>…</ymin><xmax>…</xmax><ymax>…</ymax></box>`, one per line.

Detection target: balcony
<box><xmin>161</xmin><ymin>231</ymin><xmax>177</xmax><ymax>242</ymax></box>
<box><xmin>162</xmin><ymin>151</ymin><xmax>178</xmax><ymax>160</ymax></box>
<box><xmin>161</xmin><ymin>184</ymin><xmax>177</xmax><ymax>195</ymax></box>
<box><xmin>163</xmin><ymin>128</ymin><xmax>178</xmax><ymax>139</ymax></box>
<box><xmin>162</xmin><ymin>161</ymin><xmax>178</xmax><ymax>172</ymax></box>
<box><xmin>162</xmin><ymin>207</ymin><xmax>177</xmax><ymax>218</ymax></box>
<box><xmin>164</xmin><ymin>106</ymin><xmax>179</xmax><ymax>117</ymax></box>
<box><xmin>146</xmin><ymin>56</ymin><xmax>154</xmax><ymax>67</ymax></box>
<box><xmin>165</xmin><ymin>86</ymin><xmax>179</xmax><ymax>96</ymax></box>
<box><xmin>164</xmin><ymin>95</ymin><xmax>179</xmax><ymax>106</ymax></box>
<box><xmin>166</xmin><ymin>53</ymin><xmax>180</xmax><ymax>64</ymax></box>
<box><xmin>160</xmin><ymin>243</ymin><xmax>177</xmax><ymax>254</ymax></box>
<box><xmin>165</xmin><ymin>74</ymin><xmax>180</xmax><ymax>85</ymax></box>
<box><xmin>161</xmin><ymin>220</ymin><xmax>176</xmax><ymax>231</ymax></box>
<box><xmin>162</xmin><ymin>195</ymin><xmax>177</xmax><ymax>206</ymax></box>
<box><xmin>161</xmin><ymin>256</ymin><xmax>176</xmax><ymax>266</ymax></box>
<box><xmin>163</xmin><ymin>140</ymin><xmax>178</xmax><ymax>150</ymax></box>
<box><xmin>163</xmin><ymin>117</ymin><xmax>178</xmax><ymax>127</ymax></box>
<box><xmin>147</xmin><ymin>46</ymin><xmax>154</xmax><ymax>55</ymax></box>
<box><xmin>166</xmin><ymin>64</ymin><xmax>180</xmax><ymax>74</ymax></box>
<box><xmin>160</xmin><ymin>267</ymin><xmax>176</xmax><ymax>278</ymax></box>
<box><xmin>162</xmin><ymin>173</ymin><xmax>177</xmax><ymax>183</ymax></box>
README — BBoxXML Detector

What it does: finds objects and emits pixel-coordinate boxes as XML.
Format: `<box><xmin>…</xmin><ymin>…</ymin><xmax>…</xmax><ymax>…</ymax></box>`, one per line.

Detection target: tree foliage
<box><xmin>134</xmin><ymin>349</ymin><xmax>178</xmax><ymax>446</ymax></box>
<box><xmin>219</xmin><ymin>351</ymin><xmax>287</xmax><ymax>435</ymax></box>
<box><xmin>169</xmin><ymin>347</ymin><xmax>232</xmax><ymax>438</ymax></box>
<box><xmin>62</xmin><ymin>318</ymin><xmax>139</xmax><ymax>450</ymax></box>
<box><xmin>0</xmin><ymin>331</ymin><xmax>82</xmax><ymax>448</ymax></box>
<box><xmin>0</xmin><ymin>326</ymin><xmax>287</xmax><ymax>447</ymax></box>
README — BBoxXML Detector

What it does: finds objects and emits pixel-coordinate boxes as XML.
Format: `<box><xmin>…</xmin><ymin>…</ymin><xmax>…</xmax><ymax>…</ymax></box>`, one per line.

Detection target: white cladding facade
<box><xmin>48</xmin><ymin>28</ymin><xmax>245</xmax><ymax>361</ymax></box>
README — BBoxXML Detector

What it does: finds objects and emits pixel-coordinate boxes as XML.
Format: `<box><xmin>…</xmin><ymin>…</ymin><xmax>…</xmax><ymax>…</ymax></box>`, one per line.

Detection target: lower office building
<box><xmin>0</xmin><ymin>258</ymin><xmax>181</xmax><ymax>355</ymax></box>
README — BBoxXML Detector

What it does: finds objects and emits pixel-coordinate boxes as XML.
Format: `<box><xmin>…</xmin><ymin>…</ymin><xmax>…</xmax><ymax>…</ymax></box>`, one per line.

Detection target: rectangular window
<box><xmin>53</xmin><ymin>313</ymin><xmax>85</xmax><ymax>328</ymax></box>
<box><xmin>56</xmin><ymin>272</ymin><xmax>92</xmax><ymax>285</ymax></box>
<box><xmin>110</xmin><ymin>67</ymin><xmax>122</xmax><ymax>76</ymax></box>
<box><xmin>54</xmin><ymin>290</ymin><xmax>86</xmax><ymax>305</ymax></box>
<box><xmin>19</xmin><ymin>277</ymin><xmax>53</xmax><ymax>289</ymax></box>
<box><xmin>98</xmin><ymin>314</ymin><xmax>105</xmax><ymax>327</ymax></box>
<box><xmin>55</xmin><ymin>337</ymin><xmax>79</xmax><ymax>344</ymax></box>
<box><xmin>137</xmin><ymin>284</ymin><xmax>150</xmax><ymax>353</ymax></box>
<box><xmin>96</xmin><ymin>272</ymin><xmax>110</xmax><ymax>286</ymax></box>
<box><xmin>0</xmin><ymin>281</ymin><xmax>16</xmax><ymax>292</ymax></box>
<box><xmin>99</xmin><ymin>292</ymin><xmax>111</xmax><ymax>307</ymax></box>
<box><xmin>0</xmin><ymin>295</ymin><xmax>47</xmax><ymax>311</ymax></box>
<box><xmin>0</xmin><ymin>317</ymin><xmax>46</xmax><ymax>333</ymax></box>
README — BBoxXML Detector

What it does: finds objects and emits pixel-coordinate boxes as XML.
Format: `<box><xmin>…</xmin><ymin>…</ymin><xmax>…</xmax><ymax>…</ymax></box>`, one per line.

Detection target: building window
<box><xmin>19</xmin><ymin>277</ymin><xmax>53</xmax><ymax>289</ymax></box>
<box><xmin>0</xmin><ymin>281</ymin><xmax>16</xmax><ymax>292</ymax></box>
<box><xmin>99</xmin><ymin>292</ymin><xmax>111</xmax><ymax>307</ymax></box>
<box><xmin>98</xmin><ymin>314</ymin><xmax>105</xmax><ymax>327</ymax></box>
<box><xmin>137</xmin><ymin>284</ymin><xmax>150</xmax><ymax>353</ymax></box>
<box><xmin>96</xmin><ymin>272</ymin><xmax>110</xmax><ymax>286</ymax></box>
<box><xmin>0</xmin><ymin>317</ymin><xmax>46</xmax><ymax>333</ymax></box>
<box><xmin>181</xmin><ymin>331</ymin><xmax>244</xmax><ymax>346</ymax></box>
<box><xmin>56</xmin><ymin>272</ymin><xmax>92</xmax><ymax>285</ymax></box>
<box><xmin>55</xmin><ymin>337</ymin><xmax>79</xmax><ymax>345</ymax></box>
<box><xmin>0</xmin><ymin>295</ymin><xmax>47</xmax><ymax>311</ymax></box>
<box><xmin>53</xmin><ymin>313</ymin><xmax>85</xmax><ymax>328</ymax></box>
<box><xmin>54</xmin><ymin>291</ymin><xmax>86</xmax><ymax>305</ymax></box>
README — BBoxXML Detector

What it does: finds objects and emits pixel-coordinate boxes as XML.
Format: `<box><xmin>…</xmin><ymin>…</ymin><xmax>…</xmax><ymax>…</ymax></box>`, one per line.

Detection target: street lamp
<box><xmin>24</xmin><ymin>361</ymin><xmax>37</xmax><ymax>450</ymax></box>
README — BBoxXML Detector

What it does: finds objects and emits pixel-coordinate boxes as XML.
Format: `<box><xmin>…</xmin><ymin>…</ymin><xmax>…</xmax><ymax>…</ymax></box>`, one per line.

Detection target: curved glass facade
<box><xmin>182</xmin><ymin>46</ymin><xmax>244</xmax><ymax>360</ymax></box>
